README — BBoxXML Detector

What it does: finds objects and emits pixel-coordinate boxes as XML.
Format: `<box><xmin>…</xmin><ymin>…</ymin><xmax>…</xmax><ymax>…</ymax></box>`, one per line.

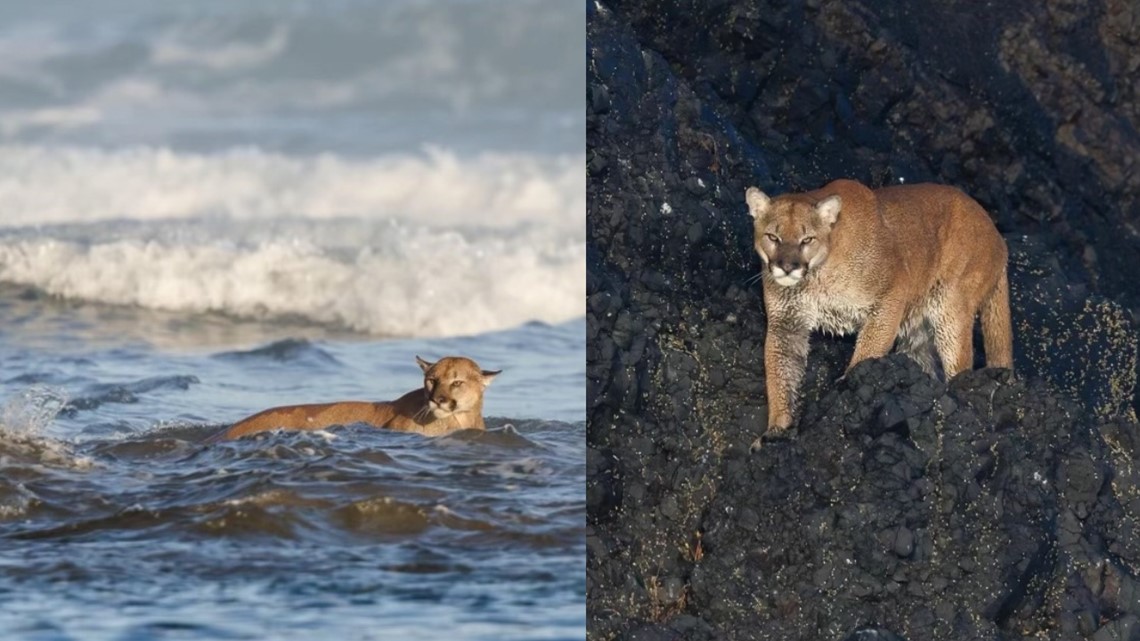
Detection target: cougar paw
<box><xmin>749</xmin><ymin>426</ymin><xmax>796</xmax><ymax>453</ymax></box>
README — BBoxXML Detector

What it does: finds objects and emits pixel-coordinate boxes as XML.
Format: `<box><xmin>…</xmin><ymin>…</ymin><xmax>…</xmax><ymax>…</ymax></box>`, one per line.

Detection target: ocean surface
<box><xmin>0</xmin><ymin>1</ymin><xmax>585</xmax><ymax>639</ymax></box>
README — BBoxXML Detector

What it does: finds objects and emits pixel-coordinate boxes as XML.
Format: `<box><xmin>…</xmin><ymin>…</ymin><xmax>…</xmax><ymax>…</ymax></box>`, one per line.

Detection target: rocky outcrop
<box><xmin>587</xmin><ymin>1</ymin><xmax>1140</xmax><ymax>639</ymax></box>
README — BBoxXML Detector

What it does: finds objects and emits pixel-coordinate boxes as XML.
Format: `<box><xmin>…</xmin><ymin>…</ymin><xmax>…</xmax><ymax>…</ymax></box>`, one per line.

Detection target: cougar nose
<box><xmin>777</xmin><ymin>261</ymin><xmax>804</xmax><ymax>276</ymax></box>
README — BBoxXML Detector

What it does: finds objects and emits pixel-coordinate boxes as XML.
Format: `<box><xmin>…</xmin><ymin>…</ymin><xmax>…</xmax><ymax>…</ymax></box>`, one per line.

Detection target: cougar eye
<box><xmin>801</xmin><ymin>236</ymin><xmax>815</xmax><ymax>245</ymax></box>
<box><xmin>427</xmin><ymin>377</ymin><xmax>438</xmax><ymax>387</ymax></box>
<box><xmin>764</xmin><ymin>233</ymin><xmax>779</xmax><ymax>243</ymax></box>
<box><xmin>451</xmin><ymin>380</ymin><xmax>464</xmax><ymax>388</ymax></box>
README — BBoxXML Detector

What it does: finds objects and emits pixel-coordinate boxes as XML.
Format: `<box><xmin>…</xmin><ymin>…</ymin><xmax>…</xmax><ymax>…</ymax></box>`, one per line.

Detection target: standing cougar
<box><xmin>745</xmin><ymin>179</ymin><xmax>1013</xmax><ymax>437</ymax></box>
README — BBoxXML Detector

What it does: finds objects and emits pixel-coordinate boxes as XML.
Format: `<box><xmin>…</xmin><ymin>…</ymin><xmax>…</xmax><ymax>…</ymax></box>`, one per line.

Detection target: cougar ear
<box><xmin>416</xmin><ymin>355</ymin><xmax>434</xmax><ymax>373</ymax></box>
<box><xmin>481</xmin><ymin>369</ymin><xmax>502</xmax><ymax>386</ymax></box>
<box><xmin>815</xmin><ymin>195</ymin><xmax>841</xmax><ymax>227</ymax></box>
<box><xmin>745</xmin><ymin>187</ymin><xmax>771</xmax><ymax>219</ymax></box>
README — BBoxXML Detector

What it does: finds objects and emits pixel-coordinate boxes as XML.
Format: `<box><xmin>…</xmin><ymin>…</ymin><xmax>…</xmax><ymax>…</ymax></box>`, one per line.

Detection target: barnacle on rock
<box><xmin>587</xmin><ymin>1</ymin><xmax>1140</xmax><ymax>639</ymax></box>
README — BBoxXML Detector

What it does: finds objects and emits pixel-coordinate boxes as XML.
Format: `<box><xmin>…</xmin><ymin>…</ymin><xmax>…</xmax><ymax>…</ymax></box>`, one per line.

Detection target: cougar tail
<box><xmin>980</xmin><ymin>269</ymin><xmax>1014</xmax><ymax>371</ymax></box>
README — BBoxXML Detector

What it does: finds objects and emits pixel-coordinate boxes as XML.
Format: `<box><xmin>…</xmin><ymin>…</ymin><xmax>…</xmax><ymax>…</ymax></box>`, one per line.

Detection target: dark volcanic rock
<box><xmin>587</xmin><ymin>1</ymin><xmax>1140</xmax><ymax>640</ymax></box>
<box><xmin>694</xmin><ymin>356</ymin><xmax>1140</xmax><ymax>639</ymax></box>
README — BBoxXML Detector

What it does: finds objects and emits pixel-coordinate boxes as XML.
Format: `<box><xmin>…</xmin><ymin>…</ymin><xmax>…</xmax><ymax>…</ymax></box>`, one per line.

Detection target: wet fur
<box><xmin>212</xmin><ymin>356</ymin><xmax>500</xmax><ymax>440</ymax></box>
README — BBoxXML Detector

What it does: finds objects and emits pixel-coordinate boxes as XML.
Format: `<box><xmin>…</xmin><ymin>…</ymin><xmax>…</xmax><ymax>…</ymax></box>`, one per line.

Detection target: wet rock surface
<box><xmin>587</xmin><ymin>1</ymin><xmax>1140</xmax><ymax>639</ymax></box>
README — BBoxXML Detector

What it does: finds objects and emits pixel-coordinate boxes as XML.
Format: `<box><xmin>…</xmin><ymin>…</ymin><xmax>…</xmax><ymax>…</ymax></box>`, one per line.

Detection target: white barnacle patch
<box><xmin>660</xmin><ymin>202</ymin><xmax>673</xmax><ymax>215</ymax></box>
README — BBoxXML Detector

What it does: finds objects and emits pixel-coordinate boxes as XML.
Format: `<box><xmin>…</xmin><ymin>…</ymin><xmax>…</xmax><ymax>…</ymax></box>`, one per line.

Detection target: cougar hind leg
<box><xmin>929</xmin><ymin>294</ymin><xmax>976</xmax><ymax>379</ymax></box>
<box><xmin>895</xmin><ymin>314</ymin><xmax>939</xmax><ymax>378</ymax></box>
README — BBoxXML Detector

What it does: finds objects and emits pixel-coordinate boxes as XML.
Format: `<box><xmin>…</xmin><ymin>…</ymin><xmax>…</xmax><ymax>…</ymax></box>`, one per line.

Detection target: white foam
<box><xmin>0</xmin><ymin>387</ymin><xmax>93</xmax><ymax>470</ymax></box>
<box><xmin>0</xmin><ymin>145</ymin><xmax>584</xmax><ymax>231</ymax></box>
<box><xmin>0</xmin><ymin>386</ymin><xmax>68</xmax><ymax>438</ymax></box>
<box><xmin>0</xmin><ymin>222</ymin><xmax>583</xmax><ymax>338</ymax></box>
<box><xmin>0</xmin><ymin>145</ymin><xmax>583</xmax><ymax>337</ymax></box>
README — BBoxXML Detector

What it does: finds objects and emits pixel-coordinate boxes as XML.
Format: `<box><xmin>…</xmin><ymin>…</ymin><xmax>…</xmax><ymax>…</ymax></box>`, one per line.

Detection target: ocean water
<box><xmin>0</xmin><ymin>1</ymin><xmax>585</xmax><ymax>639</ymax></box>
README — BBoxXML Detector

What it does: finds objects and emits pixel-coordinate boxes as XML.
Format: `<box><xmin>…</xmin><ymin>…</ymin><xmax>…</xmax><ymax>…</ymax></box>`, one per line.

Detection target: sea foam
<box><xmin>0</xmin><ymin>145</ymin><xmax>584</xmax><ymax>337</ymax></box>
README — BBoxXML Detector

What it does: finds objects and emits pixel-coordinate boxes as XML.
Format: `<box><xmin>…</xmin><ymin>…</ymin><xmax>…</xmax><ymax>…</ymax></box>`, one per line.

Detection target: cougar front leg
<box><xmin>764</xmin><ymin>318</ymin><xmax>810</xmax><ymax>433</ymax></box>
<box><xmin>847</xmin><ymin>299</ymin><xmax>906</xmax><ymax>373</ymax></box>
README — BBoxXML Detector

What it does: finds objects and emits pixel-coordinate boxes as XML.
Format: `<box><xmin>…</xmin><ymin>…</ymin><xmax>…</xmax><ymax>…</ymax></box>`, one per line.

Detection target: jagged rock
<box><xmin>587</xmin><ymin>1</ymin><xmax>1140</xmax><ymax>640</ymax></box>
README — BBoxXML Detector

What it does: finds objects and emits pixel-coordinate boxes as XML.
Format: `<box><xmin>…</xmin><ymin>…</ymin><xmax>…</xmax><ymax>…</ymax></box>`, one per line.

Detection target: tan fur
<box><xmin>213</xmin><ymin>356</ymin><xmax>501</xmax><ymax>440</ymax></box>
<box><xmin>745</xmin><ymin>179</ymin><xmax>1013</xmax><ymax>435</ymax></box>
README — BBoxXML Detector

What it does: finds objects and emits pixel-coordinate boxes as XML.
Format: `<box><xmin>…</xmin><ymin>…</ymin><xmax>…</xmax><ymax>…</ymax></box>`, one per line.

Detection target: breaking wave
<box><xmin>0</xmin><ymin>145</ymin><xmax>584</xmax><ymax>337</ymax></box>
